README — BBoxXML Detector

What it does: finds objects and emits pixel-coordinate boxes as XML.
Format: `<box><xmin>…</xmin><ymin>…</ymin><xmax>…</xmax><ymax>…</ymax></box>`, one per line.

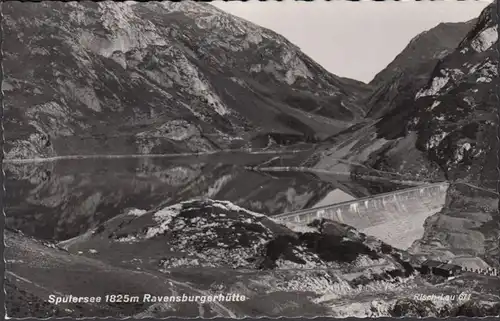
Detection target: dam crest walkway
<box><xmin>273</xmin><ymin>182</ymin><xmax>450</xmax><ymax>228</ymax></box>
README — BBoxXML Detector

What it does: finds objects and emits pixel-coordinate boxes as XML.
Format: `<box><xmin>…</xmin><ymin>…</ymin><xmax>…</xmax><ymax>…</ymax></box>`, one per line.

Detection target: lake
<box><xmin>4</xmin><ymin>151</ymin><xmax>412</xmax><ymax>241</ymax></box>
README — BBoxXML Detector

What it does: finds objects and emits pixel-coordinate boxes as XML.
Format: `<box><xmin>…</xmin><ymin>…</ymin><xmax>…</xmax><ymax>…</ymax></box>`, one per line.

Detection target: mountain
<box><xmin>4</xmin><ymin>1</ymin><xmax>369</xmax><ymax>160</ymax></box>
<box><xmin>306</xmin><ymin>2</ymin><xmax>499</xmax><ymax>267</ymax></box>
<box><xmin>311</xmin><ymin>2</ymin><xmax>497</xmax><ymax>185</ymax></box>
<box><xmin>378</xmin><ymin>3</ymin><xmax>497</xmax><ymax>187</ymax></box>
<box><xmin>4</xmin><ymin>1</ymin><xmax>500</xmax><ymax>318</ymax></box>
<box><xmin>370</xmin><ymin>19</ymin><xmax>478</xmax><ymax>87</ymax></box>
<box><xmin>366</xmin><ymin>19</ymin><xmax>477</xmax><ymax>119</ymax></box>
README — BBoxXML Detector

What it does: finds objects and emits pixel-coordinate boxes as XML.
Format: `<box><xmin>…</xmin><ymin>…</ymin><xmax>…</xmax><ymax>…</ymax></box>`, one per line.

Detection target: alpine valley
<box><xmin>4</xmin><ymin>1</ymin><xmax>499</xmax><ymax>318</ymax></box>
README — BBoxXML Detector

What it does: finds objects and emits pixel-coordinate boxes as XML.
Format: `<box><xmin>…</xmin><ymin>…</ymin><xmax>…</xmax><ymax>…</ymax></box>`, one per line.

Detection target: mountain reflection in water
<box><xmin>5</xmin><ymin>152</ymin><xmax>412</xmax><ymax>242</ymax></box>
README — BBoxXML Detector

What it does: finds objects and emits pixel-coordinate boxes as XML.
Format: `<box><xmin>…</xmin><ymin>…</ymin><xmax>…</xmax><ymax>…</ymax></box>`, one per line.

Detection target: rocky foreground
<box><xmin>6</xmin><ymin>199</ymin><xmax>500</xmax><ymax>318</ymax></box>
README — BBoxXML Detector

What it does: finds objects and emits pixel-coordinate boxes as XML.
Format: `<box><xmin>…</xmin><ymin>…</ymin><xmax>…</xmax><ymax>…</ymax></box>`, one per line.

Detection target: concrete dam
<box><xmin>273</xmin><ymin>182</ymin><xmax>450</xmax><ymax>249</ymax></box>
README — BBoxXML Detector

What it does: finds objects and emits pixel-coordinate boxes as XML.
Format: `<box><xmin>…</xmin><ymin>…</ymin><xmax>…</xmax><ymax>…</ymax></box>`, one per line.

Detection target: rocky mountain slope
<box><xmin>302</xmin><ymin>2</ymin><xmax>499</xmax><ymax>269</ymax></box>
<box><xmin>4</xmin><ymin>1</ymin><xmax>369</xmax><ymax>159</ymax></box>
<box><xmin>366</xmin><ymin>19</ymin><xmax>477</xmax><ymax>119</ymax></box>
<box><xmin>310</xmin><ymin>2</ymin><xmax>497</xmax><ymax>185</ymax></box>
<box><xmin>6</xmin><ymin>200</ymin><xmax>500</xmax><ymax>318</ymax></box>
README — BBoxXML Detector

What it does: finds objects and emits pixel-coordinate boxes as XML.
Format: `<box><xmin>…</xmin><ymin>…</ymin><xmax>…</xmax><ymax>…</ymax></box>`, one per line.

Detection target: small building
<box><xmin>436</xmin><ymin>263</ymin><xmax>462</xmax><ymax>277</ymax></box>
<box><xmin>410</xmin><ymin>255</ymin><xmax>428</xmax><ymax>269</ymax></box>
<box><xmin>420</xmin><ymin>260</ymin><xmax>442</xmax><ymax>275</ymax></box>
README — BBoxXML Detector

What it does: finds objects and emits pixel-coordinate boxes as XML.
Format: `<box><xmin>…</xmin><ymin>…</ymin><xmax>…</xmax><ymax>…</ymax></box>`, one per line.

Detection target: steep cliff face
<box><xmin>4</xmin><ymin>1</ymin><xmax>368</xmax><ymax>159</ymax></box>
<box><xmin>406</xmin><ymin>4</ymin><xmax>497</xmax><ymax>187</ymax></box>
<box><xmin>314</xmin><ymin>2</ymin><xmax>497</xmax><ymax>186</ymax></box>
<box><xmin>310</xmin><ymin>2</ymin><xmax>498</xmax><ymax>266</ymax></box>
<box><xmin>366</xmin><ymin>20</ymin><xmax>476</xmax><ymax>119</ymax></box>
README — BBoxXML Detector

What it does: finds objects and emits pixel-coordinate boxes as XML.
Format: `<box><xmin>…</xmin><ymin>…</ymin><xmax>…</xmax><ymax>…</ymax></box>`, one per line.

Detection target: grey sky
<box><xmin>213</xmin><ymin>1</ymin><xmax>492</xmax><ymax>83</ymax></box>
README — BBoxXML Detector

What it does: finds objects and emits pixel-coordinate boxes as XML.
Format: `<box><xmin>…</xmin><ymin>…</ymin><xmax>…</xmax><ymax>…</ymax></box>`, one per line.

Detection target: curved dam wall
<box><xmin>274</xmin><ymin>182</ymin><xmax>449</xmax><ymax>235</ymax></box>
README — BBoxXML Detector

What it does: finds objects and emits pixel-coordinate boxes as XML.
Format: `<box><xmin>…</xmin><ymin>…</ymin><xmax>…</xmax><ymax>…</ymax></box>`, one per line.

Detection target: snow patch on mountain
<box><xmin>471</xmin><ymin>25</ymin><xmax>498</xmax><ymax>52</ymax></box>
<box><xmin>415</xmin><ymin>69</ymin><xmax>464</xmax><ymax>99</ymax></box>
<box><xmin>415</xmin><ymin>75</ymin><xmax>449</xmax><ymax>99</ymax></box>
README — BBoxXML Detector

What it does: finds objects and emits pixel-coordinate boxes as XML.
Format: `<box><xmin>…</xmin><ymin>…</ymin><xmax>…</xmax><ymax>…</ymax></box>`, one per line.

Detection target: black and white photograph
<box><xmin>3</xmin><ymin>0</ymin><xmax>500</xmax><ymax>318</ymax></box>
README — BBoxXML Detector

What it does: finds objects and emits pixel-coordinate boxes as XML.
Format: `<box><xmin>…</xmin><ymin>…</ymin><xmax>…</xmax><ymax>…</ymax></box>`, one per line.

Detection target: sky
<box><xmin>213</xmin><ymin>1</ymin><xmax>492</xmax><ymax>83</ymax></box>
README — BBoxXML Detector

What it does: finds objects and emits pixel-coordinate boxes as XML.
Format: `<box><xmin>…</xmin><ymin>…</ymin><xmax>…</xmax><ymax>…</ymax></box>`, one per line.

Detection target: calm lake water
<box><xmin>5</xmin><ymin>151</ymin><xmax>411</xmax><ymax>241</ymax></box>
